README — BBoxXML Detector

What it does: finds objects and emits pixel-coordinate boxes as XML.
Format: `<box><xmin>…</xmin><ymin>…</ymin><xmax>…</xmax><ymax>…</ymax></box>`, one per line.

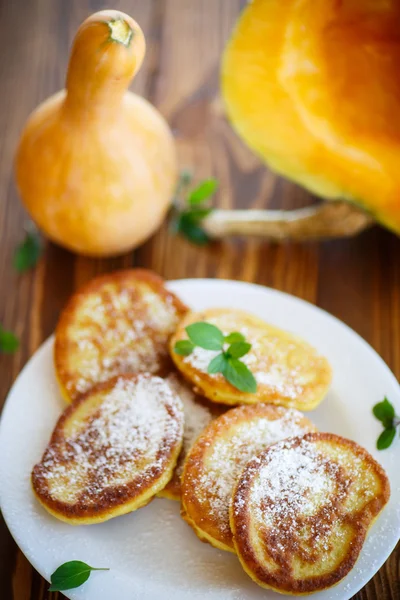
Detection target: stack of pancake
<box><xmin>32</xmin><ymin>269</ymin><xmax>390</xmax><ymax>595</ymax></box>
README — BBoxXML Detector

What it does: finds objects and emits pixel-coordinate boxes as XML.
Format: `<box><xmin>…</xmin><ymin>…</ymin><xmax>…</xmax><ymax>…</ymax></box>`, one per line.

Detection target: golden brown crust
<box><xmin>181</xmin><ymin>404</ymin><xmax>316</xmax><ymax>552</ymax></box>
<box><xmin>170</xmin><ymin>308</ymin><xmax>332</xmax><ymax>409</ymax></box>
<box><xmin>55</xmin><ymin>269</ymin><xmax>188</xmax><ymax>402</ymax></box>
<box><xmin>32</xmin><ymin>374</ymin><xmax>184</xmax><ymax>524</ymax></box>
<box><xmin>230</xmin><ymin>432</ymin><xmax>391</xmax><ymax>595</ymax></box>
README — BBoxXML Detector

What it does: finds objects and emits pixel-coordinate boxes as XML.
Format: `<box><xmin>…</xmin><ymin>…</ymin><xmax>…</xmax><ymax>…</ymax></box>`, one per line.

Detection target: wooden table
<box><xmin>0</xmin><ymin>1</ymin><xmax>399</xmax><ymax>598</ymax></box>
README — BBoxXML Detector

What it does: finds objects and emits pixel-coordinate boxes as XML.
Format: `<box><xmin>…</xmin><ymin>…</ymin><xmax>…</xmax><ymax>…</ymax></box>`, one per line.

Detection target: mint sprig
<box><xmin>170</xmin><ymin>171</ymin><xmax>217</xmax><ymax>245</ymax></box>
<box><xmin>173</xmin><ymin>321</ymin><xmax>257</xmax><ymax>393</ymax></box>
<box><xmin>48</xmin><ymin>560</ymin><xmax>109</xmax><ymax>592</ymax></box>
<box><xmin>373</xmin><ymin>397</ymin><xmax>399</xmax><ymax>450</ymax></box>
<box><xmin>0</xmin><ymin>325</ymin><xmax>19</xmax><ymax>353</ymax></box>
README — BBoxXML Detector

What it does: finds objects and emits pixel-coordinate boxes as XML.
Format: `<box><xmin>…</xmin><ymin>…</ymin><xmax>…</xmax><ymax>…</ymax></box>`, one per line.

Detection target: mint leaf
<box><xmin>208</xmin><ymin>353</ymin><xmax>228</xmax><ymax>374</ymax></box>
<box><xmin>171</xmin><ymin>175</ymin><xmax>217</xmax><ymax>245</ymax></box>
<box><xmin>377</xmin><ymin>427</ymin><xmax>396</xmax><ymax>451</ymax></box>
<box><xmin>188</xmin><ymin>178</ymin><xmax>218</xmax><ymax>205</ymax></box>
<box><xmin>373</xmin><ymin>398</ymin><xmax>395</xmax><ymax>424</ymax></box>
<box><xmin>48</xmin><ymin>561</ymin><xmax>109</xmax><ymax>592</ymax></box>
<box><xmin>227</xmin><ymin>342</ymin><xmax>251</xmax><ymax>359</ymax></box>
<box><xmin>224</xmin><ymin>358</ymin><xmax>257</xmax><ymax>393</ymax></box>
<box><xmin>373</xmin><ymin>397</ymin><xmax>399</xmax><ymax>450</ymax></box>
<box><xmin>0</xmin><ymin>326</ymin><xmax>19</xmax><ymax>353</ymax></box>
<box><xmin>184</xmin><ymin>208</ymin><xmax>213</xmax><ymax>221</ymax></box>
<box><xmin>174</xmin><ymin>340</ymin><xmax>195</xmax><ymax>356</ymax></box>
<box><xmin>177</xmin><ymin>214</ymin><xmax>210</xmax><ymax>246</ymax></box>
<box><xmin>224</xmin><ymin>332</ymin><xmax>245</xmax><ymax>344</ymax></box>
<box><xmin>186</xmin><ymin>322</ymin><xmax>224</xmax><ymax>350</ymax></box>
<box><xmin>13</xmin><ymin>229</ymin><xmax>43</xmax><ymax>272</ymax></box>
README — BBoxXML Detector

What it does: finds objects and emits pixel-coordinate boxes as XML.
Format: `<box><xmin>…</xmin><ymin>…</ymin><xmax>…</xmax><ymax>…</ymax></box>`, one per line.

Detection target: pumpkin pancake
<box><xmin>32</xmin><ymin>374</ymin><xmax>184</xmax><ymax>525</ymax></box>
<box><xmin>170</xmin><ymin>308</ymin><xmax>332</xmax><ymax>409</ymax></box>
<box><xmin>181</xmin><ymin>404</ymin><xmax>316</xmax><ymax>552</ymax></box>
<box><xmin>158</xmin><ymin>374</ymin><xmax>223</xmax><ymax>501</ymax></box>
<box><xmin>230</xmin><ymin>433</ymin><xmax>390</xmax><ymax>595</ymax></box>
<box><xmin>55</xmin><ymin>269</ymin><xmax>188</xmax><ymax>402</ymax></box>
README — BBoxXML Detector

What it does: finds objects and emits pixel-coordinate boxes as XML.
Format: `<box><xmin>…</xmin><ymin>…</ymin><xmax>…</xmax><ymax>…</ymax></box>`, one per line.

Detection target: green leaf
<box><xmin>13</xmin><ymin>229</ymin><xmax>43</xmax><ymax>272</ymax></box>
<box><xmin>224</xmin><ymin>358</ymin><xmax>257</xmax><ymax>394</ymax></box>
<box><xmin>377</xmin><ymin>427</ymin><xmax>397</xmax><ymax>451</ymax></box>
<box><xmin>373</xmin><ymin>398</ymin><xmax>395</xmax><ymax>425</ymax></box>
<box><xmin>227</xmin><ymin>342</ymin><xmax>251</xmax><ymax>359</ymax></box>
<box><xmin>171</xmin><ymin>174</ymin><xmax>216</xmax><ymax>245</ymax></box>
<box><xmin>186</xmin><ymin>322</ymin><xmax>224</xmax><ymax>350</ymax></box>
<box><xmin>185</xmin><ymin>208</ymin><xmax>213</xmax><ymax>221</ymax></box>
<box><xmin>174</xmin><ymin>340</ymin><xmax>195</xmax><ymax>356</ymax></box>
<box><xmin>187</xmin><ymin>178</ymin><xmax>218</xmax><ymax>205</ymax></box>
<box><xmin>208</xmin><ymin>353</ymin><xmax>228</xmax><ymax>374</ymax></box>
<box><xmin>224</xmin><ymin>332</ymin><xmax>245</xmax><ymax>344</ymax></box>
<box><xmin>48</xmin><ymin>561</ymin><xmax>109</xmax><ymax>592</ymax></box>
<box><xmin>177</xmin><ymin>214</ymin><xmax>210</xmax><ymax>245</ymax></box>
<box><xmin>0</xmin><ymin>326</ymin><xmax>19</xmax><ymax>353</ymax></box>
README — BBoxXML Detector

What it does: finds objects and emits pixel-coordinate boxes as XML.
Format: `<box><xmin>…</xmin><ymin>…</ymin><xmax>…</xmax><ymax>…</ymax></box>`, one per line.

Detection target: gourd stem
<box><xmin>202</xmin><ymin>202</ymin><xmax>373</xmax><ymax>240</ymax></box>
<box><xmin>64</xmin><ymin>12</ymin><xmax>144</xmax><ymax>120</ymax></box>
<box><xmin>108</xmin><ymin>19</ymin><xmax>133</xmax><ymax>46</ymax></box>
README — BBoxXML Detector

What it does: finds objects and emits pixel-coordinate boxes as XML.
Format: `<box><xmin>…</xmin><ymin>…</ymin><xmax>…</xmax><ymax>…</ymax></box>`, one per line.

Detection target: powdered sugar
<box><xmin>180</xmin><ymin>394</ymin><xmax>213</xmax><ymax>470</ymax></box>
<box><xmin>34</xmin><ymin>375</ymin><xmax>184</xmax><ymax>504</ymax></box>
<box><xmin>182</xmin><ymin>315</ymin><xmax>322</xmax><ymax>401</ymax></box>
<box><xmin>166</xmin><ymin>375</ymin><xmax>213</xmax><ymax>482</ymax></box>
<box><xmin>72</xmin><ymin>336</ymin><xmax>160</xmax><ymax>395</ymax></box>
<box><xmin>235</xmin><ymin>437</ymin><xmax>353</xmax><ymax>555</ymax></box>
<box><xmin>185</xmin><ymin>345</ymin><xmax>301</xmax><ymax>398</ymax></box>
<box><xmin>191</xmin><ymin>408</ymin><xmax>313</xmax><ymax>537</ymax></box>
<box><xmin>185</xmin><ymin>346</ymin><xmax>219</xmax><ymax>373</ymax></box>
<box><xmin>251</xmin><ymin>441</ymin><xmax>334</xmax><ymax>514</ymax></box>
<box><xmin>64</xmin><ymin>284</ymin><xmax>182</xmax><ymax>398</ymax></box>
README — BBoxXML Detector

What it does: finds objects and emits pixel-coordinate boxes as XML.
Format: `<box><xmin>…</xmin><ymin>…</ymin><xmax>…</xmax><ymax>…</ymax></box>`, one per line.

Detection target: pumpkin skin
<box><xmin>222</xmin><ymin>0</ymin><xmax>400</xmax><ymax>235</ymax></box>
<box><xmin>15</xmin><ymin>11</ymin><xmax>177</xmax><ymax>257</ymax></box>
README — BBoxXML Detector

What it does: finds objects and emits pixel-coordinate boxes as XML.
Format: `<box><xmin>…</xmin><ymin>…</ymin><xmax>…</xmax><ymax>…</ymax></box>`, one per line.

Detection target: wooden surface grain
<box><xmin>0</xmin><ymin>1</ymin><xmax>399</xmax><ymax>599</ymax></box>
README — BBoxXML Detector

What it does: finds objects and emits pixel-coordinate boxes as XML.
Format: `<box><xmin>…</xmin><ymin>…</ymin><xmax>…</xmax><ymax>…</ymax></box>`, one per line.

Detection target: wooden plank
<box><xmin>0</xmin><ymin>1</ymin><xmax>398</xmax><ymax>599</ymax></box>
<box><xmin>0</xmin><ymin>2</ymin><xmax>156</xmax><ymax>599</ymax></box>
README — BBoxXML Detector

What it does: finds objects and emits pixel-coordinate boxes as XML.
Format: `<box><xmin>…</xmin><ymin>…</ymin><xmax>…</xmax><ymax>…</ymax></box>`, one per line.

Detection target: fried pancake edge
<box><xmin>32</xmin><ymin>374</ymin><xmax>184</xmax><ymax>525</ymax></box>
<box><xmin>170</xmin><ymin>308</ymin><xmax>332</xmax><ymax>409</ymax></box>
<box><xmin>181</xmin><ymin>404</ymin><xmax>316</xmax><ymax>552</ymax></box>
<box><xmin>55</xmin><ymin>269</ymin><xmax>188</xmax><ymax>403</ymax></box>
<box><xmin>230</xmin><ymin>432</ymin><xmax>391</xmax><ymax>595</ymax></box>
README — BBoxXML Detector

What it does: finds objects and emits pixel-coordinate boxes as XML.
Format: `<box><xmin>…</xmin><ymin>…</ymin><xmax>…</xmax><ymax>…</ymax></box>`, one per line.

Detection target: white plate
<box><xmin>0</xmin><ymin>279</ymin><xmax>399</xmax><ymax>600</ymax></box>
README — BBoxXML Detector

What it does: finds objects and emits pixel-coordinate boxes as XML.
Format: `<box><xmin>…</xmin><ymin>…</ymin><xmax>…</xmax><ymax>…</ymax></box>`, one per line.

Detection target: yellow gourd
<box><xmin>15</xmin><ymin>10</ymin><xmax>177</xmax><ymax>257</ymax></box>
